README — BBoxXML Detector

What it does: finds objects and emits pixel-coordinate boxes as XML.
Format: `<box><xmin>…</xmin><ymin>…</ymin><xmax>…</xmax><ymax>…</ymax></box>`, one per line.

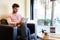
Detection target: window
<box><xmin>34</xmin><ymin>0</ymin><xmax>60</xmax><ymax>26</ymax></box>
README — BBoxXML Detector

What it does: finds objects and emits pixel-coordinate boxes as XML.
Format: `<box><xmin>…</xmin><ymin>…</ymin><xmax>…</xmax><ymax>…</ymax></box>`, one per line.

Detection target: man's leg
<box><xmin>18</xmin><ymin>23</ymin><xmax>30</xmax><ymax>40</ymax></box>
<box><xmin>18</xmin><ymin>23</ymin><xmax>27</xmax><ymax>40</ymax></box>
<box><xmin>26</xmin><ymin>28</ymin><xmax>30</xmax><ymax>40</ymax></box>
<box><xmin>13</xmin><ymin>26</ymin><xmax>17</xmax><ymax>40</ymax></box>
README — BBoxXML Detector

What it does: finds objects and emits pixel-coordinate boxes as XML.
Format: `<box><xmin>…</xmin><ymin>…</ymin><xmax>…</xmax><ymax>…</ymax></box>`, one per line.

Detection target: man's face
<box><xmin>13</xmin><ymin>7</ymin><xmax>19</xmax><ymax>13</ymax></box>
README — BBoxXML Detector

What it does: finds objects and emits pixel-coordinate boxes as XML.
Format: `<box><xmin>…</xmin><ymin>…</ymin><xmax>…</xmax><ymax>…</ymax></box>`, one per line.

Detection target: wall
<box><xmin>26</xmin><ymin>0</ymin><xmax>30</xmax><ymax>20</ymax></box>
<box><xmin>0</xmin><ymin>0</ymin><xmax>24</xmax><ymax>19</ymax></box>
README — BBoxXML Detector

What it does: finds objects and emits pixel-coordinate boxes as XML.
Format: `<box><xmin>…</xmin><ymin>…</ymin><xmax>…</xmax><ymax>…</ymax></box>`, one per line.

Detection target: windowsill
<box><xmin>27</xmin><ymin>20</ymin><xmax>36</xmax><ymax>24</ymax></box>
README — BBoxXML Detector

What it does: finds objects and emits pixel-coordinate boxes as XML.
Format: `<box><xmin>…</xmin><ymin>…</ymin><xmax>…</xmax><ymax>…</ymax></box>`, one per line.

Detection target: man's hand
<box><xmin>16</xmin><ymin>18</ymin><xmax>23</xmax><ymax>25</ymax></box>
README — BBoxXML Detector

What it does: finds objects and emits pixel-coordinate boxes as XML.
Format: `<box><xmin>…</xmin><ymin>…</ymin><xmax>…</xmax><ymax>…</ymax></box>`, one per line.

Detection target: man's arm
<box><xmin>7</xmin><ymin>18</ymin><xmax>17</xmax><ymax>25</ymax></box>
<box><xmin>16</xmin><ymin>18</ymin><xmax>23</xmax><ymax>25</ymax></box>
<box><xmin>7</xmin><ymin>17</ymin><xmax>23</xmax><ymax>26</ymax></box>
<box><xmin>16</xmin><ymin>14</ymin><xmax>23</xmax><ymax>25</ymax></box>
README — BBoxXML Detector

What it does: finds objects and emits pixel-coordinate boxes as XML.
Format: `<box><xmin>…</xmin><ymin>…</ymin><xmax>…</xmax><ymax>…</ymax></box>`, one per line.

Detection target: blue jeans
<box><xmin>13</xmin><ymin>26</ymin><xmax>17</xmax><ymax>40</ymax></box>
<box><xmin>18</xmin><ymin>23</ymin><xmax>30</xmax><ymax>40</ymax></box>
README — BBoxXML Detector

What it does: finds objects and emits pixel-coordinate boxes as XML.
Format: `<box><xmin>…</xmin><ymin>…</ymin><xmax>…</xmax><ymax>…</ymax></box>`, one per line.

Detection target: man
<box><xmin>7</xmin><ymin>3</ymin><xmax>30</xmax><ymax>40</ymax></box>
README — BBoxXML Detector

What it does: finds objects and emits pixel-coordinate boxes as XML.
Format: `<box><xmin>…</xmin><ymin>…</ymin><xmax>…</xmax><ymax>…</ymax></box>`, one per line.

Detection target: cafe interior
<box><xmin>0</xmin><ymin>0</ymin><xmax>60</xmax><ymax>40</ymax></box>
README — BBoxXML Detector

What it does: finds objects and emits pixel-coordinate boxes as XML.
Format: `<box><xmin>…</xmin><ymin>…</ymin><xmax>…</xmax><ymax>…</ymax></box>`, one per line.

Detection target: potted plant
<box><xmin>37</xmin><ymin>19</ymin><xmax>50</xmax><ymax>25</ymax></box>
<box><xmin>37</xmin><ymin>19</ymin><xmax>44</xmax><ymax>25</ymax></box>
<box><xmin>44</xmin><ymin>19</ymin><xmax>50</xmax><ymax>25</ymax></box>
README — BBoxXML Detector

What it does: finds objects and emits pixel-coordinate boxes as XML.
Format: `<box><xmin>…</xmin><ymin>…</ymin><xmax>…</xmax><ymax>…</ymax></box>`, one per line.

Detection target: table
<box><xmin>37</xmin><ymin>33</ymin><xmax>60</xmax><ymax>40</ymax></box>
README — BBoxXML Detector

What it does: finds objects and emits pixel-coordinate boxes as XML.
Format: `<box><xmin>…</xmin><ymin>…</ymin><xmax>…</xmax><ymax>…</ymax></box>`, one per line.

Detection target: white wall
<box><xmin>0</xmin><ymin>0</ymin><xmax>24</xmax><ymax>18</ymax></box>
<box><xmin>26</xmin><ymin>0</ymin><xmax>30</xmax><ymax>20</ymax></box>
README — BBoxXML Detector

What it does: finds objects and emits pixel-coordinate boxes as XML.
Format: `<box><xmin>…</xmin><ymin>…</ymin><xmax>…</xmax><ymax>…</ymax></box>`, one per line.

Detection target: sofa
<box><xmin>0</xmin><ymin>24</ymin><xmax>13</xmax><ymax>40</ymax></box>
<box><xmin>0</xmin><ymin>19</ymin><xmax>35</xmax><ymax>40</ymax></box>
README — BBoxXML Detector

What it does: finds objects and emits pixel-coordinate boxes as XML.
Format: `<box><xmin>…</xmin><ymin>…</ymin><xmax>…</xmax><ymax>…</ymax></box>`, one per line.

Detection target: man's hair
<box><xmin>12</xmin><ymin>3</ymin><xmax>19</xmax><ymax>8</ymax></box>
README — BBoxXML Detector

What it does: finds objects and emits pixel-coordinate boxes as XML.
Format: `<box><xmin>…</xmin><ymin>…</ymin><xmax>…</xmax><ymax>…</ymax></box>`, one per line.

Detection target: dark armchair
<box><xmin>0</xmin><ymin>19</ymin><xmax>36</xmax><ymax>40</ymax></box>
<box><xmin>27</xmin><ymin>23</ymin><xmax>35</xmax><ymax>34</ymax></box>
<box><xmin>0</xmin><ymin>25</ymin><xmax>13</xmax><ymax>40</ymax></box>
<box><xmin>0</xmin><ymin>19</ymin><xmax>17</xmax><ymax>40</ymax></box>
